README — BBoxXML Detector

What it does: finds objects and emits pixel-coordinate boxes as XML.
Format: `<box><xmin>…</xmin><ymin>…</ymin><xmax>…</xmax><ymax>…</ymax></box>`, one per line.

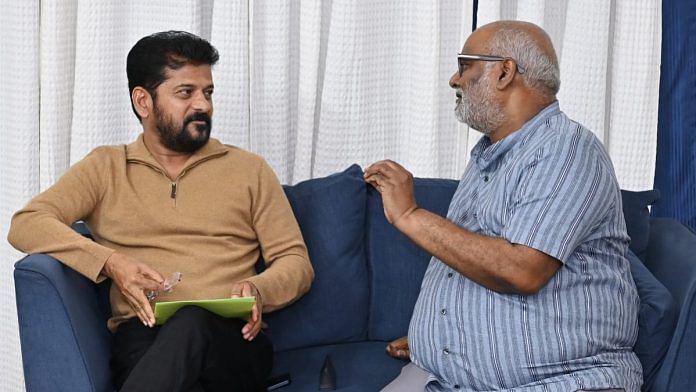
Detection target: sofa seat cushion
<box><xmin>366</xmin><ymin>178</ymin><xmax>458</xmax><ymax>341</ymax></box>
<box><xmin>265</xmin><ymin>165</ymin><xmax>370</xmax><ymax>352</ymax></box>
<box><xmin>272</xmin><ymin>341</ymin><xmax>408</xmax><ymax>391</ymax></box>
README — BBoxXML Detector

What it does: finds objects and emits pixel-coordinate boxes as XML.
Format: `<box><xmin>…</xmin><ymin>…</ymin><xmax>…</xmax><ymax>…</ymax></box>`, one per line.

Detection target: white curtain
<box><xmin>0</xmin><ymin>1</ymin><xmax>660</xmax><ymax>389</ymax></box>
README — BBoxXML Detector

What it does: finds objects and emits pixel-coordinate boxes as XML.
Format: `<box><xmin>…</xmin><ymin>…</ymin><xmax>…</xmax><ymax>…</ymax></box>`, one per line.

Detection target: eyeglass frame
<box><xmin>457</xmin><ymin>54</ymin><xmax>526</xmax><ymax>76</ymax></box>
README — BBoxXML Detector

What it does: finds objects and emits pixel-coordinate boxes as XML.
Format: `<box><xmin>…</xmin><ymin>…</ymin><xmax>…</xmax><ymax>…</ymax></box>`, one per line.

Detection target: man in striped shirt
<box><xmin>365</xmin><ymin>21</ymin><xmax>642</xmax><ymax>392</ymax></box>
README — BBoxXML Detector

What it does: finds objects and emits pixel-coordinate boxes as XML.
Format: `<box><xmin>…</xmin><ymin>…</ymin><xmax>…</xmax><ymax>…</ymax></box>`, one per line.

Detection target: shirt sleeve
<box><xmin>7</xmin><ymin>148</ymin><xmax>116</xmax><ymax>282</ymax></box>
<box><xmin>243</xmin><ymin>159</ymin><xmax>314</xmax><ymax>312</ymax></box>
<box><xmin>502</xmin><ymin>130</ymin><xmax>619</xmax><ymax>264</ymax></box>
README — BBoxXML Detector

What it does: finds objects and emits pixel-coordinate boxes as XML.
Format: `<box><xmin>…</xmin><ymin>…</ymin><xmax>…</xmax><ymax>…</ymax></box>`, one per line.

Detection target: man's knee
<box><xmin>159</xmin><ymin>306</ymin><xmax>217</xmax><ymax>338</ymax></box>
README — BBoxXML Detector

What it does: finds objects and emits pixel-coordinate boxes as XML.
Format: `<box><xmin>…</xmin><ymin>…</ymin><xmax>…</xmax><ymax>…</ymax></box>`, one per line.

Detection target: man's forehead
<box><xmin>161</xmin><ymin>64</ymin><xmax>213</xmax><ymax>85</ymax></box>
<box><xmin>461</xmin><ymin>29</ymin><xmax>491</xmax><ymax>54</ymax></box>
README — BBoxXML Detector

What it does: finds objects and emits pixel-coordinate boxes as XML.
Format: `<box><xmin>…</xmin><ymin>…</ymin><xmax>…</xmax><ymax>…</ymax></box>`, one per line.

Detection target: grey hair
<box><xmin>486</xmin><ymin>27</ymin><xmax>560</xmax><ymax>97</ymax></box>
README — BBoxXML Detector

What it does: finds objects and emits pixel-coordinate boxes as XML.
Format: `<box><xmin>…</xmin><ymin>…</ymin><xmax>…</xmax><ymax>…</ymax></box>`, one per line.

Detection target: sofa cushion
<box><xmin>621</xmin><ymin>189</ymin><xmax>660</xmax><ymax>261</ymax></box>
<box><xmin>272</xmin><ymin>341</ymin><xmax>407</xmax><ymax>391</ymax></box>
<box><xmin>626</xmin><ymin>249</ymin><xmax>679</xmax><ymax>390</ymax></box>
<box><xmin>264</xmin><ymin>164</ymin><xmax>369</xmax><ymax>352</ymax></box>
<box><xmin>366</xmin><ymin>178</ymin><xmax>458</xmax><ymax>341</ymax></box>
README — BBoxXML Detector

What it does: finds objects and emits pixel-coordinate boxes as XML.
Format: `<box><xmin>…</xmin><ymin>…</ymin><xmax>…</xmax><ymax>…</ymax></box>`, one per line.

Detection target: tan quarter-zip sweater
<box><xmin>8</xmin><ymin>135</ymin><xmax>314</xmax><ymax>331</ymax></box>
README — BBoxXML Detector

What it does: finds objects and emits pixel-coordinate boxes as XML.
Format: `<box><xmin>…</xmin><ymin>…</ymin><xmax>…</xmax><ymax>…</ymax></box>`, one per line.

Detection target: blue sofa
<box><xmin>13</xmin><ymin>165</ymin><xmax>696</xmax><ymax>391</ymax></box>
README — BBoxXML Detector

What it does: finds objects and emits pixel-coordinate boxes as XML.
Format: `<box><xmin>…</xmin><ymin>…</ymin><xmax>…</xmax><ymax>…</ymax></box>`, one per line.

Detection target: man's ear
<box><xmin>495</xmin><ymin>59</ymin><xmax>517</xmax><ymax>90</ymax></box>
<box><xmin>132</xmin><ymin>87</ymin><xmax>153</xmax><ymax>120</ymax></box>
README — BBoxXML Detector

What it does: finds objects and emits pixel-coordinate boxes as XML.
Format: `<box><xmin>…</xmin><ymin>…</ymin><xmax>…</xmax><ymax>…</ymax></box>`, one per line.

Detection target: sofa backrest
<box><xmin>264</xmin><ymin>165</ymin><xmax>371</xmax><ymax>352</ymax></box>
<box><xmin>365</xmin><ymin>177</ymin><xmax>458</xmax><ymax>341</ymax></box>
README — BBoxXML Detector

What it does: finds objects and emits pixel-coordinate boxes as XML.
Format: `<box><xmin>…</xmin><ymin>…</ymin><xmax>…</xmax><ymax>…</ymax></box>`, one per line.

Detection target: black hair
<box><xmin>126</xmin><ymin>31</ymin><xmax>219</xmax><ymax>121</ymax></box>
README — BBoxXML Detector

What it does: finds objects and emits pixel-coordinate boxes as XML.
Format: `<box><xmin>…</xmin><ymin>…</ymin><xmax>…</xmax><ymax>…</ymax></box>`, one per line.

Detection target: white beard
<box><xmin>454</xmin><ymin>70</ymin><xmax>504</xmax><ymax>135</ymax></box>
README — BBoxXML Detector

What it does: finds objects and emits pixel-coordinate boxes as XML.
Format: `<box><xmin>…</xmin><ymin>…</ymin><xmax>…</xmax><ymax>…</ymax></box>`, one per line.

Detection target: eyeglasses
<box><xmin>457</xmin><ymin>54</ymin><xmax>526</xmax><ymax>76</ymax></box>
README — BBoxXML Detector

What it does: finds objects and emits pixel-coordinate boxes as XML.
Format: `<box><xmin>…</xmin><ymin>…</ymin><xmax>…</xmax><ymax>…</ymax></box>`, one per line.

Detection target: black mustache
<box><xmin>184</xmin><ymin>112</ymin><xmax>211</xmax><ymax>127</ymax></box>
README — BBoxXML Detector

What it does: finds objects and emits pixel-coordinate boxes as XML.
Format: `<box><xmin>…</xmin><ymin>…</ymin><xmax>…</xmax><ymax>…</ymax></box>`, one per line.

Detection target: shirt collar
<box><xmin>470</xmin><ymin>101</ymin><xmax>561</xmax><ymax>171</ymax></box>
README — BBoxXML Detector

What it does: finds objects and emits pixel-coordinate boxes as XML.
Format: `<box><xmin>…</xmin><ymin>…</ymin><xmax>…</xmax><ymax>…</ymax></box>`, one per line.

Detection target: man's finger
<box><xmin>136</xmin><ymin>275</ymin><xmax>164</xmax><ymax>292</ymax></box>
<box><xmin>242</xmin><ymin>319</ymin><xmax>255</xmax><ymax>337</ymax></box>
<box><xmin>367</xmin><ymin>160</ymin><xmax>405</xmax><ymax>177</ymax></box>
<box><xmin>364</xmin><ymin>161</ymin><xmax>389</xmax><ymax>177</ymax></box>
<box><xmin>365</xmin><ymin>173</ymin><xmax>393</xmax><ymax>188</ymax></box>
<box><xmin>251</xmin><ymin>321</ymin><xmax>262</xmax><ymax>339</ymax></box>
<box><xmin>240</xmin><ymin>282</ymin><xmax>253</xmax><ymax>297</ymax></box>
<box><xmin>123</xmin><ymin>291</ymin><xmax>150</xmax><ymax>326</ymax></box>
<box><xmin>243</xmin><ymin>319</ymin><xmax>261</xmax><ymax>341</ymax></box>
<box><xmin>127</xmin><ymin>287</ymin><xmax>155</xmax><ymax>326</ymax></box>
<box><xmin>139</xmin><ymin>265</ymin><xmax>165</xmax><ymax>285</ymax></box>
<box><xmin>364</xmin><ymin>176</ymin><xmax>381</xmax><ymax>189</ymax></box>
<box><xmin>381</xmin><ymin>160</ymin><xmax>405</xmax><ymax>172</ymax></box>
<box><xmin>142</xmin><ymin>304</ymin><xmax>155</xmax><ymax>326</ymax></box>
<box><xmin>251</xmin><ymin>302</ymin><xmax>259</xmax><ymax>322</ymax></box>
<box><xmin>242</xmin><ymin>283</ymin><xmax>260</xmax><ymax>322</ymax></box>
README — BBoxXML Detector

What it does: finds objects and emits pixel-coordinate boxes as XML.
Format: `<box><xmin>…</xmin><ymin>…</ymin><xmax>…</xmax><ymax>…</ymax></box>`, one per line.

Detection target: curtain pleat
<box><xmin>0</xmin><ymin>3</ymin><xmax>40</xmax><ymax>390</ymax></box>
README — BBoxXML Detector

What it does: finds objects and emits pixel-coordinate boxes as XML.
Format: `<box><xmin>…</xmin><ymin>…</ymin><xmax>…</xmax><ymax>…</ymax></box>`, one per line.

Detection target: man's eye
<box><xmin>204</xmin><ymin>90</ymin><xmax>214</xmax><ymax>98</ymax></box>
<box><xmin>178</xmin><ymin>89</ymin><xmax>192</xmax><ymax>97</ymax></box>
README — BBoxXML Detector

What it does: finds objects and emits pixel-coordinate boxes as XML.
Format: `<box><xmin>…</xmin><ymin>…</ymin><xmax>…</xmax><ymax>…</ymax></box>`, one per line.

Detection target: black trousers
<box><xmin>110</xmin><ymin>306</ymin><xmax>273</xmax><ymax>392</ymax></box>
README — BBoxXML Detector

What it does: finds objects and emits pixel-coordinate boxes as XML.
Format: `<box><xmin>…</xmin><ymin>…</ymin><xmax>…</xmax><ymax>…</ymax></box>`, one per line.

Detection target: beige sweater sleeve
<box><xmin>243</xmin><ymin>159</ymin><xmax>314</xmax><ymax>312</ymax></box>
<box><xmin>7</xmin><ymin>148</ymin><xmax>115</xmax><ymax>282</ymax></box>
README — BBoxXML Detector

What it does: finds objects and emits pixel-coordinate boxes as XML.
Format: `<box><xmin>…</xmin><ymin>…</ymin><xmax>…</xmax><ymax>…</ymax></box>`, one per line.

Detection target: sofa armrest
<box><xmin>14</xmin><ymin>254</ymin><xmax>113</xmax><ymax>392</ymax></box>
<box><xmin>645</xmin><ymin>218</ymin><xmax>696</xmax><ymax>391</ymax></box>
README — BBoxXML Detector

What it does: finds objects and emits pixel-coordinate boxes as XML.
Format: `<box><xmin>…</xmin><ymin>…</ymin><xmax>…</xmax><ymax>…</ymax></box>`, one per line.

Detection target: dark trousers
<box><xmin>111</xmin><ymin>306</ymin><xmax>273</xmax><ymax>392</ymax></box>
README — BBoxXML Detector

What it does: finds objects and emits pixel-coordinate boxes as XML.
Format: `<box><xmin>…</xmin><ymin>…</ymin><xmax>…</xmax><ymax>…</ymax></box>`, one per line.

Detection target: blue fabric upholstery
<box><xmin>272</xmin><ymin>341</ymin><xmax>407</xmax><ymax>391</ymax></box>
<box><xmin>14</xmin><ymin>254</ymin><xmax>113</xmax><ymax>392</ymax></box>
<box><xmin>621</xmin><ymin>189</ymin><xmax>660</xmax><ymax>261</ymax></box>
<box><xmin>626</xmin><ymin>249</ymin><xmax>678</xmax><ymax>390</ymax></box>
<box><xmin>644</xmin><ymin>218</ymin><xmax>696</xmax><ymax>392</ymax></box>
<box><xmin>265</xmin><ymin>164</ymin><xmax>369</xmax><ymax>352</ymax></box>
<box><xmin>12</xmin><ymin>166</ymin><xmax>696</xmax><ymax>391</ymax></box>
<box><xmin>366</xmin><ymin>178</ymin><xmax>458</xmax><ymax>341</ymax></box>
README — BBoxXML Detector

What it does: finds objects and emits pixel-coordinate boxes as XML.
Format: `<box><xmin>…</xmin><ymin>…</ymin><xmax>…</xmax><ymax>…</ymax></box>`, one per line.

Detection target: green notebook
<box><xmin>154</xmin><ymin>297</ymin><xmax>256</xmax><ymax>325</ymax></box>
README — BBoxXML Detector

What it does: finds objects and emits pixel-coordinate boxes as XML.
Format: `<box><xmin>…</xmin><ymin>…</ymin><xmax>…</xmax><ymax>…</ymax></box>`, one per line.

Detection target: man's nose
<box><xmin>449</xmin><ymin>72</ymin><xmax>461</xmax><ymax>89</ymax></box>
<box><xmin>192</xmin><ymin>92</ymin><xmax>212</xmax><ymax>112</ymax></box>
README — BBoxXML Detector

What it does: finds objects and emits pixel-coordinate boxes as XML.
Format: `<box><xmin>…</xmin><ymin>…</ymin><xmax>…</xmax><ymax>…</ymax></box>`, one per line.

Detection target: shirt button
<box><xmin>443</xmin><ymin>348</ymin><xmax>450</xmax><ymax>355</ymax></box>
<box><xmin>454</xmin><ymin>385</ymin><xmax>460</xmax><ymax>389</ymax></box>
<box><xmin>447</xmin><ymin>272</ymin><xmax>453</xmax><ymax>278</ymax></box>
<box><xmin>441</xmin><ymin>308</ymin><xmax>447</xmax><ymax>316</ymax></box>
<box><xmin>483</xmin><ymin>175</ymin><xmax>489</xmax><ymax>182</ymax></box>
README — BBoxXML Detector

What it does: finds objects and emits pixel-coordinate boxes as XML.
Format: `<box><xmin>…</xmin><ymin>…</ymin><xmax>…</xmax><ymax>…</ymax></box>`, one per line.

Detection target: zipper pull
<box><xmin>170</xmin><ymin>182</ymin><xmax>177</xmax><ymax>199</ymax></box>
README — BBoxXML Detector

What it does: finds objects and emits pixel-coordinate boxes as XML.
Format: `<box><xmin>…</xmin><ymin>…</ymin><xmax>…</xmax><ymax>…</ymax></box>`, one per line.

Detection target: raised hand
<box><xmin>364</xmin><ymin>160</ymin><xmax>418</xmax><ymax>227</ymax></box>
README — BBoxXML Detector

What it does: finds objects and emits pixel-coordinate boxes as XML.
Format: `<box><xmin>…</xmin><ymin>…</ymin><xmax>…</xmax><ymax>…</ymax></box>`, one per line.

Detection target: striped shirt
<box><xmin>408</xmin><ymin>102</ymin><xmax>642</xmax><ymax>392</ymax></box>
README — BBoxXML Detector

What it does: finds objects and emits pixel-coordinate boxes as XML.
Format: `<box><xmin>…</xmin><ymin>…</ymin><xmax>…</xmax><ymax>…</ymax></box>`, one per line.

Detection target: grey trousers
<box><xmin>381</xmin><ymin>363</ymin><xmax>430</xmax><ymax>392</ymax></box>
<box><xmin>381</xmin><ymin>363</ymin><xmax>625</xmax><ymax>392</ymax></box>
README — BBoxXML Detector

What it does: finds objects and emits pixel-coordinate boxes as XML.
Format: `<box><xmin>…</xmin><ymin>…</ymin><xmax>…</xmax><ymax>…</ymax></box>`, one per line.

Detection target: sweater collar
<box><xmin>126</xmin><ymin>134</ymin><xmax>228</xmax><ymax>171</ymax></box>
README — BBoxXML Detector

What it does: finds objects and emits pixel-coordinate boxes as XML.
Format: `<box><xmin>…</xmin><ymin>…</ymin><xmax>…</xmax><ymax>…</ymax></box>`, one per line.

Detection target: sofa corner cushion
<box><xmin>265</xmin><ymin>164</ymin><xmax>370</xmax><ymax>352</ymax></box>
<box><xmin>366</xmin><ymin>178</ymin><xmax>459</xmax><ymax>341</ymax></box>
<box><xmin>626</xmin><ymin>249</ymin><xmax>679</xmax><ymax>389</ymax></box>
<box><xmin>621</xmin><ymin>189</ymin><xmax>660</xmax><ymax>261</ymax></box>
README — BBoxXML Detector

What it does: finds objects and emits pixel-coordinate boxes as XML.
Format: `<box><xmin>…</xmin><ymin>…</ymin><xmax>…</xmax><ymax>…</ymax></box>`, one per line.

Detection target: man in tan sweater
<box><xmin>8</xmin><ymin>31</ymin><xmax>314</xmax><ymax>391</ymax></box>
